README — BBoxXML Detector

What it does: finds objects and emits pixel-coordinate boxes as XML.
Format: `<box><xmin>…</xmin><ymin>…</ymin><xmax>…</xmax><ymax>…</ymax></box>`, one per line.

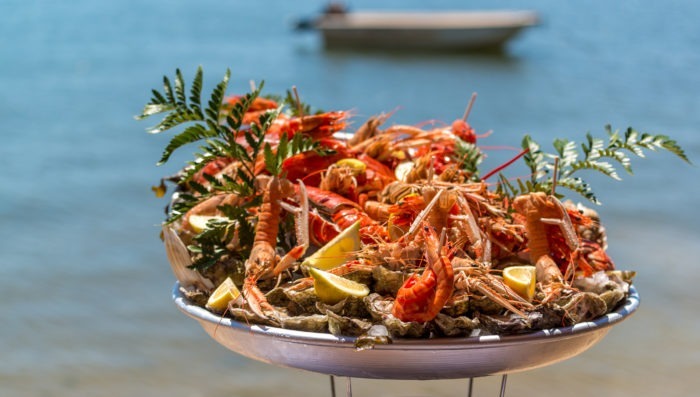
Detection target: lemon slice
<box><xmin>307</xmin><ymin>266</ymin><xmax>370</xmax><ymax>304</ymax></box>
<box><xmin>301</xmin><ymin>220</ymin><xmax>361</xmax><ymax>270</ymax></box>
<box><xmin>205</xmin><ymin>277</ymin><xmax>241</xmax><ymax>312</ymax></box>
<box><xmin>188</xmin><ymin>215</ymin><xmax>229</xmax><ymax>233</ymax></box>
<box><xmin>335</xmin><ymin>158</ymin><xmax>366</xmax><ymax>175</ymax></box>
<box><xmin>503</xmin><ymin>266</ymin><xmax>536</xmax><ymax>302</ymax></box>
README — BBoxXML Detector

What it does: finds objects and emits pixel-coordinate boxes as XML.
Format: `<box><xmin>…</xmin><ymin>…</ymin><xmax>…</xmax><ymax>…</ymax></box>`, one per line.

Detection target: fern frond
<box><xmin>283</xmin><ymin>89</ymin><xmax>313</xmax><ymax>116</ymax></box>
<box><xmin>521</xmin><ymin>135</ymin><xmax>548</xmax><ymax>184</ymax></box>
<box><xmin>137</xmin><ymin>103</ymin><xmax>175</xmax><ymax>120</ymax></box>
<box><xmin>205</xmin><ymin>69</ymin><xmax>230</xmax><ymax>126</ymax></box>
<box><xmin>178</xmin><ymin>153</ymin><xmax>219</xmax><ymax>186</ymax></box>
<box><xmin>495</xmin><ymin>173</ymin><xmax>517</xmax><ymax>199</ymax></box>
<box><xmin>225</xmin><ymin>82</ymin><xmax>262</xmax><ymax>128</ymax></box>
<box><xmin>454</xmin><ymin>139</ymin><xmax>484</xmax><ymax>177</ymax></box>
<box><xmin>508</xmin><ymin>125</ymin><xmax>690</xmax><ymax>204</ymax></box>
<box><xmin>593</xmin><ymin>148</ymin><xmax>632</xmax><ymax>174</ymax></box>
<box><xmin>264</xmin><ymin>142</ymin><xmax>280</xmax><ymax>176</ymax></box>
<box><xmin>148</xmin><ymin>109</ymin><xmax>204</xmax><ymax>134</ymax></box>
<box><xmin>157</xmin><ymin>124</ymin><xmax>218</xmax><ymax>165</ymax></box>
<box><xmin>162</xmin><ymin>75</ymin><xmax>176</xmax><ymax>106</ymax></box>
<box><xmin>188</xmin><ymin>67</ymin><xmax>204</xmax><ymax>119</ymax></box>
<box><xmin>568</xmin><ymin>159</ymin><xmax>621</xmax><ymax>180</ymax></box>
<box><xmin>556</xmin><ymin>177</ymin><xmax>599</xmax><ymax>204</ymax></box>
<box><xmin>552</xmin><ymin>138</ymin><xmax>579</xmax><ymax>170</ymax></box>
<box><xmin>607</xmin><ymin>126</ymin><xmax>691</xmax><ymax>164</ymax></box>
<box><xmin>175</xmin><ymin>69</ymin><xmax>188</xmax><ymax>107</ymax></box>
<box><xmin>167</xmin><ymin>192</ymin><xmax>199</xmax><ymax>223</ymax></box>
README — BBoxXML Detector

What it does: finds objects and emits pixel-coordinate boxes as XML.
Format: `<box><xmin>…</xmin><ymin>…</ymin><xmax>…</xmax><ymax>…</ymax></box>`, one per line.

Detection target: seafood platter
<box><xmin>140</xmin><ymin>68</ymin><xmax>688</xmax><ymax>379</ymax></box>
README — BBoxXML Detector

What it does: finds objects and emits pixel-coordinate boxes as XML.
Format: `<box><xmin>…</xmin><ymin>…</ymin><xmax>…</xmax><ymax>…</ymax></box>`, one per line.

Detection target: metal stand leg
<box><xmin>329</xmin><ymin>375</ymin><xmax>336</xmax><ymax>397</ymax></box>
<box><xmin>329</xmin><ymin>374</ymin><xmax>508</xmax><ymax>397</ymax></box>
<box><xmin>499</xmin><ymin>375</ymin><xmax>508</xmax><ymax>397</ymax></box>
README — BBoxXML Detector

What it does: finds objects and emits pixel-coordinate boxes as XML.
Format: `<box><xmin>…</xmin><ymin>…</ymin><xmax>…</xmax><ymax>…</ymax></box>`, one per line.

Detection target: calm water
<box><xmin>2</xmin><ymin>0</ymin><xmax>699</xmax><ymax>396</ymax></box>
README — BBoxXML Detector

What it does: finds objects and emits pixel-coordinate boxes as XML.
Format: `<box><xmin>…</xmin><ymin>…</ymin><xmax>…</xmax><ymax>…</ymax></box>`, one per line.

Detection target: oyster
<box><xmin>364</xmin><ymin>293</ymin><xmax>394</xmax><ymax>321</ymax></box>
<box><xmin>326</xmin><ymin>311</ymin><xmax>372</xmax><ymax>336</ymax></box>
<box><xmin>433</xmin><ymin>313</ymin><xmax>479</xmax><ymax>337</ymax></box>
<box><xmin>561</xmin><ymin>292</ymin><xmax>608</xmax><ymax>324</ymax></box>
<box><xmin>371</xmin><ymin>266</ymin><xmax>405</xmax><ymax>296</ymax></box>
<box><xmin>383</xmin><ymin>316</ymin><xmax>429</xmax><ymax>338</ymax></box>
<box><xmin>281</xmin><ymin>314</ymin><xmax>329</xmax><ymax>333</ymax></box>
<box><xmin>441</xmin><ymin>293</ymin><xmax>470</xmax><ymax>317</ymax></box>
<box><xmin>317</xmin><ymin>295</ymin><xmax>371</xmax><ymax>318</ymax></box>
<box><xmin>573</xmin><ymin>271</ymin><xmax>634</xmax><ymax>312</ymax></box>
<box><xmin>354</xmin><ymin>325</ymin><xmax>392</xmax><ymax>350</ymax></box>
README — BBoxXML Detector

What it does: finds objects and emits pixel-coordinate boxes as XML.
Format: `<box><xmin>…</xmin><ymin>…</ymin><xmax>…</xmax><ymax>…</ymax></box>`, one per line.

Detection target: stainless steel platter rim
<box><xmin>172</xmin><ymin>282</ymin><xmax>639</xmax><ymax>348</ymax></box>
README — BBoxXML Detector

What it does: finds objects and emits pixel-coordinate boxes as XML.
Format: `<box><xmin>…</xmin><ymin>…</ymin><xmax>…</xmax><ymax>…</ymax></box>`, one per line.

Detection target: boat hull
<box><xmin>314</xmin><ymin>11</ymin><xmax>539</xmax><ymax>51</ymax></box>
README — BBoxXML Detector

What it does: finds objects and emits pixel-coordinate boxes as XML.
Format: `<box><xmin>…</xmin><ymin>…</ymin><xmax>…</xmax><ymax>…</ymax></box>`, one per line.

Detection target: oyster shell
<box><xmin>364</xmin><ymin>293</ymin><xmax>394</xmax><ymax>321</ymax></box>
<box><xmin>371</xmin><ymin>266</ymin><xmax>405</xmax><ymax>296</ymax></box>
<box><xmin>317</xmin><ymin>295</ymin><xmax>371</xmax><ymax>318</ymax></box>
<box><xmin>441</xmin><ymin>292</ymin><xmax>470</xmax><ymax>317</ymax></box>
<box><xmin>326</xmin><ymin>311</ymin><xmax>372</xmax><ymax>336</ymax></box>
<box><xmin>354</xmin><ymin>324</ymin><xmax>392</xmax><ymax>350</ymax></box>
<box><xmin>561</xmin><ymin>292</ymin><xmax>608</xmax><ymax>324</ymax></box>
<box><xmin>163</xmin><ymin>225</ymin><xmax>214</xmax><ymax>292</ymax></box>
<box><xmin>281</xmin><ymin>314</ymin><xmax>329</xmax><ymax>333</ymax></box>
<box><xmin>433</xmin><ymin>313</ymin><xmax>479</xmax><ymax>337</ymax></box>
<box><xmin>383</xmin><ymin>316</ymin><xmax>430</xmax><ymax>338</ymax></box>
<box><xmin>363</xmin><ymin>293</ymin><xmax>428</xmax><ymax>338</ymax></box>
<box><xmin>284</xmin><ymin>288</ymin><xmax>320</xmax><ymax>315</ymax></box>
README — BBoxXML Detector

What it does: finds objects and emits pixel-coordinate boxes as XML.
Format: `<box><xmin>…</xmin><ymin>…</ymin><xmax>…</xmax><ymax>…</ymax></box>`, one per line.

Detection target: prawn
<box><xmin>391</xmin><ymin>224</ymin><xmax>455</xmax><ymax>322</ymax></box>
<box><xmin>512</xmin><ymin>192</ymin><xmax>567</xmax><ymax>286</ymax></box>
<box><xmin>243</xmin><ymin>176</ymin><xmax>308</xmax><ymax>319</ymax></box>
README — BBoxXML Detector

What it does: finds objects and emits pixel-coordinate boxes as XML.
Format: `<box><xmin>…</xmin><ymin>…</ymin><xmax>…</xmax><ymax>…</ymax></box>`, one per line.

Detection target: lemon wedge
<box><xmin>205</xmin><ymin>277</ymin><xmax>241</xmax><ymax>312</ymax></box>
<box><xmin>307</xmin><ymin>266</ymin><xmax>370</xmax><ymax>304</ymax></box>
<box><xmin>188</xmin><ymin>215</ymin><xmax>229</xmax><ymax>233</ymax></box>
<box><xmin>301</xmin><ymin>220</ymin><xmax>361</xmax><ymax>270</ymax></box>
<box><xmin>335</xmin><ymin>158</ymin><xmax>366</xmax><ymax>175</ymax></box>
<box><xmin>503</xmin><ymin>266</ymin><xmax>536</xmax><ymax>302</ymax></box>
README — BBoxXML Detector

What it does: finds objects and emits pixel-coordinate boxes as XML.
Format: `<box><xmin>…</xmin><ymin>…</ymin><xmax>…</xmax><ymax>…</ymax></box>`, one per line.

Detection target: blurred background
<box><xmin>1</xmin><ymin>0</ymin><xmax>698</xmax><ymax>396</ymax></box>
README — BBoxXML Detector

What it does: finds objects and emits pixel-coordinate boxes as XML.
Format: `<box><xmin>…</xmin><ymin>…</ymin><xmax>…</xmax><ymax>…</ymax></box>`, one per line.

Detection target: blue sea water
<box><xmin>1</xmin><ymin>0</ymin><xmax>699</xmax><ymax>396</ymax></box>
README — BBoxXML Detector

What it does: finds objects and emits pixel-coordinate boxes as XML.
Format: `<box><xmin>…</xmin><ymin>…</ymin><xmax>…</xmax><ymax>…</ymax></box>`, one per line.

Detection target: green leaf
<box><xmin>189</xmin><ymin>183</ymin><xmax>209</xmax><ymax>198</ymax></box>
<box><xmin>175</xmin><ymin>69</ymin><xmax>187</xmax><ymax>107</ymax></box>
<box><xmin>263</xmin><ymin>142</ymin><xmax>279</xmax><ymax>176</ymax></box>
<box><xmin>569</xmin><ymin>159</ymin><xmax>620</xmax><ymax>180</ymax></box>
<box><xmin>552</xmin><ymin>139</ymin><xmax>578</xmax><ymax>176</ymax></box>
<box><xmin>557</xmin><ymin>177</ymin><xmax>599</xmax><ymax>204</ymax></box>
<box><xmin>206</xmin><ymin>69</ymin><xmax>230</xmax><ymax>132</ymax></box>
<box><xmin>595</xmin><ymin>148</ymin><xmax>632</xmax><ymax>174</ymax></box>
<box><xmin>453</xmin><ymin>138</ymin><xmax>483</xmax><ymax>177</ymax></box>
<box><xmin>505</xmin><ymin>125</ymin><xmax>691</xmax><ymax>204</ymax></box>
<box><xmin>283</xmin><ymin>89</ymin><xmax>313</xmax><ymax>116</ymax></box>
<box><xmin>189</xmin><ymin>67</ymin><xmax>204</xmax><ymax>119</ymax></box>
<box><xmin>277</xmin><ymin>131</ymin><xmax>290</xmax><ymax>160</ymax></box>
<box><xmin>157</xmin><ymin>124</ymin><xmax>217</xmax><ymax>165</ymax></box>
<box><xmin>521</xmin><ymin>135</ymin><xmax>547</xmax><ymax>183</ymax></box>
<box><xmin>136</xmin><ymin>103</ymin><xmax>176</xmax><ymax>120</ymax></box>
<box><xmin>147</xmin><ymin>108</ymin><xmax>203</xmax><ymax>134</ymax></box>
<box><xmin>163</xmin><ymin>75</ymin><xmax>176</xmax><ymax>106</ymax></box>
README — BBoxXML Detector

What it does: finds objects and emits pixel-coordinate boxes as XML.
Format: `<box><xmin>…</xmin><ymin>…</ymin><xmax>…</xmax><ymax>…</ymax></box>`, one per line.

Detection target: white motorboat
<box><xmin>296</xmin><ymin>8</ymin><xmax>540</xmax><ymax>51</ymax></box>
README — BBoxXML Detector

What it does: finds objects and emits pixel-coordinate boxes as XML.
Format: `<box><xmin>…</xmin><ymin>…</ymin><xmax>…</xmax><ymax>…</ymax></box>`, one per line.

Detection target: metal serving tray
<box><xmin>173</xmin><ymin>283</ymin><xmax>639</xmax><ymax>380</ymax></box>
